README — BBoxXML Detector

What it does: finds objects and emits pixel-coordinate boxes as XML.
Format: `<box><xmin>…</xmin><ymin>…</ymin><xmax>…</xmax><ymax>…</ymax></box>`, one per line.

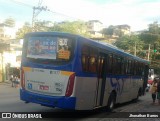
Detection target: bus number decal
<box><xmin>56</xmin><ymin>88</ymin><xmax>62</xmax><ymax>92</ymax></box>
<box><xmin>28</xmin><ymin>83</ymin><xmax>32</xmax><ymax>89</ymax></box>
<box><xmin>54</xmin><ymin>82</ymin><xmax>63</xmax><ymax>93</ymax></box>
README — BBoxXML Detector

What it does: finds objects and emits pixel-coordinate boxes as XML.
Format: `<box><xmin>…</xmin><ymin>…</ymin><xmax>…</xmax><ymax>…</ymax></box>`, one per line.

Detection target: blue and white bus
<box><xmin>20</xmin><ymin>32</ymin><xmax>149</xmax><ymax>110</ymax></box>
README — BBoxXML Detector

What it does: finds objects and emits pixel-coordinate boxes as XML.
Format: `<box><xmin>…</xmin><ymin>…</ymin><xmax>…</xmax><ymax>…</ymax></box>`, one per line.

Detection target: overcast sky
<box><xmin>0</xmin><ymin>0</ymin><xmax>160</xmax><ymax>31</ymax></box>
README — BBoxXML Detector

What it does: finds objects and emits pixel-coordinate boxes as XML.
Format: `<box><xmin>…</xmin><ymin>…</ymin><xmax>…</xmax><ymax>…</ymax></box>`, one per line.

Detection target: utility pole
<box><xmin>147</xmin><ymin>44</ymin><xmax>150</xmax><ymax>61</ymax></box>
<box><xmin>32</xmin><ymin>6</ymin><xmax>48</xmax><ymax>31</ymax></box>
<box><xmin>134</xmin><ymin>42</ymin><xmax>136</xmax><ymax>56</ymax></box>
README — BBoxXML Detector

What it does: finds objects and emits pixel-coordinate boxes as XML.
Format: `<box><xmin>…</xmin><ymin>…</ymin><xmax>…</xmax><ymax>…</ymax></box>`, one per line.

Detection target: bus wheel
<box><xmin>107</xmin><ymin>92</ymin><xmax>116</xmax><ymax>112</ymax></box>
<box><xmin>134</xmin><ymin>90</ymin><xmax>140</xmax><ymax>102</ymax></box>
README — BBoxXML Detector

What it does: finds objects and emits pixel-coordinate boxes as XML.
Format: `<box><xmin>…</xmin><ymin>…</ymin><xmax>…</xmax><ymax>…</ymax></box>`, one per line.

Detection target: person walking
<box><xmin>157</xmin><ymin>79</ymin><xmax>160</xmax><ymax>105</ymax></box>
<box><xmin>150</xmin><ymin>78</ymin><xmax>157</xmax><ymax>104</ymax></box>
<box><xmin>10</xmin><ymin>75</ymin><xmax>14</xmax><ymax>87</ymax></box>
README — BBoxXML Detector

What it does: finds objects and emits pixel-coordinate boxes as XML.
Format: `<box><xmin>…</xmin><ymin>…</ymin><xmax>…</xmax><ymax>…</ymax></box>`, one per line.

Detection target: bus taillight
<box><xmin>65</xmin><ymin>73</ymin><xmax>75</xmax><ymax>97</ymax></box>
<box><xmin>21</xmin><ymin>69</ymin><xmax>25</xmax><ymax>89</ymax></box>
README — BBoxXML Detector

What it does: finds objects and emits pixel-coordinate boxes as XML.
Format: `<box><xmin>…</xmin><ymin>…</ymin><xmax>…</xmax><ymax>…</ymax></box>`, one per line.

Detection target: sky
<box><xmin>0</xmin><ymin>0</ymin><xmax>160</xmax><ymax>31</ymax></box>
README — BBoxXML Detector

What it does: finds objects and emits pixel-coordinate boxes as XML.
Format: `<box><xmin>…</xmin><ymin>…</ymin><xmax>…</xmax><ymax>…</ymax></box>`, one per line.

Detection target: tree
<box><xmin>148</xmin><ymin>21</ymin><xmax>159</xmax><ymax>34</ymax></box>
<box><xmin>16</xmin><ymin>22</ymin><xmax>32</xmax><ymax>39</ymax></box>
<box><xmin>140</xmin><ymin>33</ymin><xmax>159</xmax><ymax>44</ymax></box>
<box><xmin>114</xmin><ymin>35</ymin><xmax>144</xmax><ymax>56</ymax></box>
<box><xmin>4</xmin><ymin>17</ymin><xmax>15</xmax><ymax>27</ymax></box>
<box><xmin>49</xmin><ymin>21</ymin><xmax>90</xmax><ymax>37</ymax></box>
<box><xmin>34</xmin><ymin>20</ymin><xmax>54</xmax><ymax>32</ymax></box>
<box><xmin>102</xmin><ymin>25</ymin><xmax>114</xmax><ymax>37</ymax></box>
<box><xmin>140</xmin><ymin>21</ymin><xmax>160</xmax><ymax>44</ymax></box>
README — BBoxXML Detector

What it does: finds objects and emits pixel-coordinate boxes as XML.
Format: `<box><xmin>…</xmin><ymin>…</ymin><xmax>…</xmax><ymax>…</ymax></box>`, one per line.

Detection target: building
<box><xmin>87</xmin><ymin>20</ymin><xmax>103</xmax><ymax>38</ymax></box>
<box><xmin>113</xmin><ymin>24</ymin><xmax>131</xmax><ymax>36</ymax></box>
<box><xmin>0</xmin><ymin>39</ymin><xmax>22</xmax><ymax>82</ymax></box>
<box><xmin>0</xmin><ymin>23</ymin><xmax>16</xmax><ymax>41</ymax></box>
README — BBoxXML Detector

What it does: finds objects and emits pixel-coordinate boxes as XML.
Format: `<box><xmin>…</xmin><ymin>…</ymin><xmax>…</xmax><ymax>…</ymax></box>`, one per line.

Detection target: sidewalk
<box><xmin>0</xmin><ymin>80</ymin><xmax>11</xmax><ymax>85</ymax></box>
<box><xmin>0</xmin><ymin>80</ymin><xmax>20</xmax><ymax>89</ymax></box>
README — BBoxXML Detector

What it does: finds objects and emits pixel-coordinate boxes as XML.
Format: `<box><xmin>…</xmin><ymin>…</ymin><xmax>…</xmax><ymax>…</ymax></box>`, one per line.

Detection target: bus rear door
<box><xmin>95</xmin><ymin>53</ymin><xmax>107</xmax><ymax>107</ymax></box>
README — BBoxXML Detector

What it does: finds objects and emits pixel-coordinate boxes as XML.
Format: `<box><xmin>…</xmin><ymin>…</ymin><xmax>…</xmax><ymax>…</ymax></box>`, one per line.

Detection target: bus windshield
<box><xmin>25</xmin><ymin>36</ymin><xmax>75</xmax><ymax>63</ymax></box>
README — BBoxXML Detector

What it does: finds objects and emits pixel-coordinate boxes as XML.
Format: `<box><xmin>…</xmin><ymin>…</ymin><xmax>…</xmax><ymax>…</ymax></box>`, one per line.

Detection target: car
<box><xmin>148</xmin><ymin>79</ymin><xmax>153</xmax><ymax>85</ymax></box>
<box><xmin>148</xmin><ymin>77</ymin><xmax>153</xmax><ymax>85</ymax></box>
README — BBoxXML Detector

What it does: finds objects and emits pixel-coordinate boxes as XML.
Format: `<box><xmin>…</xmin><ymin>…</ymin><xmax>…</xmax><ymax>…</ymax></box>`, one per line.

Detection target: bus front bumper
<box><xmin>20</xmin><ymin>89</ymin><xmax>76</xmax><ymax>109</ymax></box>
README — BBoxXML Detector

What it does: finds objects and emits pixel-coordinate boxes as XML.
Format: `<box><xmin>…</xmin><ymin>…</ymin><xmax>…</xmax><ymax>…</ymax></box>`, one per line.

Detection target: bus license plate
<box><xmin>39</xmin><ymin>85</ymin><xmax>49</xmax><ymax>90</ymax></box>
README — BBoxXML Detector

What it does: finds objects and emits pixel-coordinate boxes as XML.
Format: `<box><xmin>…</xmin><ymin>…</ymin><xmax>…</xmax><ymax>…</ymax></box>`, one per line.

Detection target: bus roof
<box><xmin>82</xmin><ymin>37</ymin><xmax>149</xmax><ymax>64</ymax></box>
<box><xmin>25</xmin><ymin>32</ymin><xmax>149</xmax><ymax>64</ymax></box>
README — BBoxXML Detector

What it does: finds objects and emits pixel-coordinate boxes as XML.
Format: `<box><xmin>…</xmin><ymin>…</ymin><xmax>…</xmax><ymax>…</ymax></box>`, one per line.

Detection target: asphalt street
<box><xmin>0</xmin><ymin>81</ymin><xmax>160</xmax><ymax>121</ymax></box>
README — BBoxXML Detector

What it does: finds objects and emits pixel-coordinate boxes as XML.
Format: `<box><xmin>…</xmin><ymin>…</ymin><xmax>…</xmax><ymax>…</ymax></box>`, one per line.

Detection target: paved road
<box><xmin>0</xmin><ymin>81</ymin><xmax>160</xmax><ymax>121</ymax></box>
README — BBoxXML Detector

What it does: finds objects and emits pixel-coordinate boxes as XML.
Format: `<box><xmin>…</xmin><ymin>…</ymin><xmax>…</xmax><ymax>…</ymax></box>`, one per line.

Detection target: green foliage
<box><xmin>48</xmin><ymin>21</ymin><xmax>91</xmax><ymax>37</ymax></box>
<box><xmin>102</xmin><ymin>25</ymin><xmax>114</xmax><ymax>36</ymax></box>
<box><xmin>16</xmin><ymin>22</ymin><xmax>32</xmax><ymax>39</ymax></box>
<box><xmin>4</xmin><ymin>17</ymin><xmax>15</xmax><ymax>27</ymax></box>
<box><xmin>148</xmin><ymin>21</ymin><xmax>160</xmax><ymax>34</ymax></box>
<box><xmin>114</xmin><ymin>35</ymin><xmax>144</xmax><ymax>55</ymax></box>
<box><xmin>102</xmin><ymin>25</ymin><xmax>125</xmax><ymax>37</ymax></box>
<box><xmin>140</xmin><ymin>33</ymin><xmax>159</xmax><ymax>44</ymax></box>
<box><xmin>34</xmin><ymin>21</ymin><xmax>53</xmax><ymax>31</ymax></box>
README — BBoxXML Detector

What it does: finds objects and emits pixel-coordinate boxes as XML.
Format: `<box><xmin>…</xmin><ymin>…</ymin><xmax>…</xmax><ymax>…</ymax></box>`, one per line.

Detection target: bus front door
<box><xmin>95</xmin><ymin>54</ymin><xmax>107</xmax><ymax>107</ymax></box>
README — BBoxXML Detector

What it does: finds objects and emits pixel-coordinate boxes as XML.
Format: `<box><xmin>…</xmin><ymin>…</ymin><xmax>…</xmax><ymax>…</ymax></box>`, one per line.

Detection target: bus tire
<box><xmin>107</xmin><ymin>92</ymin><xmax>116</xmax><ymax>112</ymax></box>
<box><xmin>133</xmin><ymin>90</ymin><xmax>140</xmax><ymax>102</ymax></box>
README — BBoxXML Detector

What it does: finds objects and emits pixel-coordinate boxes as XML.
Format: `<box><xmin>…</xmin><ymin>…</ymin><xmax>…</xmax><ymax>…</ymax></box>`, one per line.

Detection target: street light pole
<box><xmin>32</xmin><ymin>6</ymin><xmax>48</xmax><ymax>32</ymax></box>
<box><xmin>147</xmin><ymin>44</ymin><xmax>150</xmax><ymax>61</ymax></box>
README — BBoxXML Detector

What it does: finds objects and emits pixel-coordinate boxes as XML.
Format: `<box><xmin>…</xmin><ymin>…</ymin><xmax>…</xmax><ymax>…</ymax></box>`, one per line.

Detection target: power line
<box><xmin>48</xmin><ymin>10</ymin><xmax>82</xmax><ymax>21</ymax></box>
<box><xmin>7</xmin><ymin>0</ymin><xmax>33</xmax><ymax>8</ymax></box>
<box><xmin>38</xmin><ymin>0</ymin><xmax>43</xmax><ymax>6</ymax></box>
<box><xmin>7</xmin><ymin>0</ymin><xmax>83</xmax><ymax>21</ymax></box>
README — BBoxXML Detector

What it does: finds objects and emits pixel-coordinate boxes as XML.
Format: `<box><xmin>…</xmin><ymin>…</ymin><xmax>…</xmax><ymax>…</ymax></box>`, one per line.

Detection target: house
<box><xmin>113</xmin><ymin>24</ymin><xmax>131</xmax><ymax>36</ymax></box>
<box><xmin>87</xmin><ymin>20</ymin><xmax>104</xmax><ymax>38</ymax></box>
<box><xmin>0</xmin><ymin>39</ymin><xmax>22</xmax><ymax>82</ymax></box>
<box><xmin>0</xmin><ymin>23</ymin><xmax>16</xmax><ymax>41</ymax></box>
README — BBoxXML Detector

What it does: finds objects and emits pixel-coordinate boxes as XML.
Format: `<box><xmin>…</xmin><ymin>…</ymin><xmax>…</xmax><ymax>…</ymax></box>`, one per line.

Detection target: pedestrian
<box><xmin>157</xmin><ymin>79</ymin><xmax>160</xmax><ymax>105</ymax></box>
<box><xmin>149</xmin><ymin>78</ymin><xmax>157</xmax><ymax>104</ymax></box>
<box><xmin>14</xmin><ymin>76</ymin><xmax>20</xmax><ymax>88</ymax></box>
<box><xmin>13</xmin><ymin>75</ymin><xmax>17</xmax><ymax>88</ymax></box>
<box><xmin>10</xmin><ymin>75</ymin><xmax>14</xmax><ymax>87</ymax></box>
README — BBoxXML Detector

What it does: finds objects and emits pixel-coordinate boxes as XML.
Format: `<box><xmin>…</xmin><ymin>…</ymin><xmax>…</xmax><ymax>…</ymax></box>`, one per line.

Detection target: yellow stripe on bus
<box><xmin>23</xmin><ymin>67</ymin><xmax>32</xmax><ymax>72</ymax></box>
<box><xmin>61</xmin><ymin>71</ymin><xmax>74</xmax><ymax>76</ymax></box>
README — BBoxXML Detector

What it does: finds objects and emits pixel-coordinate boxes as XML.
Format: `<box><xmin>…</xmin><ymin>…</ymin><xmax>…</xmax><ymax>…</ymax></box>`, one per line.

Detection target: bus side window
<box><xmin>127</xmin><ymin>60</ymin><xmax>131</xmax><ymax>75</ymax></box>
<box><xmin>132</xmin><ymin>60</ymin><xmax>135</xmax><ymax>75</ymax></box>
<box><xmin>135</xmin><ymin>62</ymin><xmax>139</xmax><ymax>75</ymax></box>
<box><xmin>82</xmin><ymin>55</ymin><xmax>89</xmax><ymax>71</ymax></box>
<box><xmin>81</xmin><ymin>45</ymin><xmax>97</xmax><ymax>73</ymax></box>
<box><xmin>123</xmin><ymin>59</ymin><xmax>127</xmax><ymax>74</ymax></box>
<box><xmin>117</xmin><ymin>57</ymin><xmax>122</xmax><ymax>75</ymax></box>
<box><xmin>139</xmin><ymin>63</ymin><xmax>143</xmax><ymax>76</ymax></box>
<box><xmin>98</xmin><ymin>56</ymin><xmax>104</xmax><ymax>77</ymax></box>
<box><xmin>89</xmin><ymin>56</ymin><xmax>97</xmax><ymax>73</ymax></box>
<box><xmin>131</xmin><ymin>60</ymin><xmax>134</xmax><ymax>75</ymax></box>
<box><xmin>107</xmin><ymin>54</ymin><xmax>112</xmax><ymax>74</ymax></box>
<box><xmin>82</xmin><ymin>45</ymin><xmax>89</xmax><ymax>71</ymax></box>
<box><xmin>134</xmin><ymin>61</ymin><xmax>137</xmax><ymax>75</ymax></box>
<box><xmin>121</xmin><ymin>58</ymin><xmax>125</xmax><ymax>75</ymax></box>
<box><xmin>112</xmin><ymin>56</ymin><xmax>117</xmax><ymax>74</ymax></box>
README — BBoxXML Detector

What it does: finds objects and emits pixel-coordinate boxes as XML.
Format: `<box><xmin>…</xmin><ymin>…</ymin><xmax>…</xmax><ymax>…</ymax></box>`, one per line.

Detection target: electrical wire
<box><xmin>38</xmin><ymin>0</ymin><xmax>43</xmax><ymax>7</ymax></box>
<box><xmin>48</xmin><ymin>10</ymin><xmax>82</xmax><ymax>21</ymax></box>
<box><xmin>6</xmin><ymin>0</ymin><xmax>83</xmax><ymax>21</ymax></box>
<box><xmin>7</xmin><ymin>0</ymin><xmax>33</xmax><ymax>8</ymax></box>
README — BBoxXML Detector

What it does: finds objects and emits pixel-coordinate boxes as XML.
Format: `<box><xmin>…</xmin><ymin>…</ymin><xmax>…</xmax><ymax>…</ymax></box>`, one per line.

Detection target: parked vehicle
<box><xmin>148</xmin><ymin>77</ymin><xmax>153</xmax><ymax>85</ymax></box>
